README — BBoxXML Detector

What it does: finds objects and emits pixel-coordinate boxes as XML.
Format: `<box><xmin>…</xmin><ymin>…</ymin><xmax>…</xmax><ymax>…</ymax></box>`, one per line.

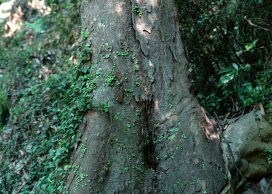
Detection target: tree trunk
<box><xmin>66</xmin><ymin>0</ymin><xmax>227</xmax><ymax>193</ymax></box>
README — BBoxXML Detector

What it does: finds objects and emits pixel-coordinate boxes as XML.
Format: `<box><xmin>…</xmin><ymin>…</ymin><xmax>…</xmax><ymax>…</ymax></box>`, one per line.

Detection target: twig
<box><xmin>244</xmin><ymin>17</ymin><xmax>271</xmax><ymax>32</ymax></box>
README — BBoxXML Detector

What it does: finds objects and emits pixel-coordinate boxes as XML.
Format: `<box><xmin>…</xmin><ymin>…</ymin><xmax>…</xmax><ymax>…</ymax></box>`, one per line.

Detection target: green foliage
<box><xmin>77</xmin><ymin>30</ymin><xmax>91</xmax><ymax>65</ymax></box>
<box><xmin>0</xmin><ymin>0</ymin><xmax>85</xmax><ymax>193</ymax></box>
<box><xmin>0</xmin><ymin>57</ymin><xmax>75</xmax><ymax>193</ymax></box>
<box><xmin>25</xmin><ymin>17</ymin><xmax>46</xmax><ymax>33</ymax></box>
<box><xmin>105</xmin><ymin>69</ymin><xmax>116</xmax><ymax>86</ymax></box>
<box><xmin>97</xmin><ymin>102</ymin><xmax>109</xmax><ymax>113</ymax></box>
<box><xmin>197</xmin><ymin>61</ymin><xmax>272</xmax><ymax>113</ymax></box>
<box><xmin>265</xmin><ymin>149</ymin><xmax>272</xmax><ymax>169</ymax></box>
<box><xmin>117</xmin><ymin>50</ymin><xmax>130</xmax><ymax>56</ymax></box>
<box><xmin>178</xmin><ymin>0</ymin><xmax>272</xmax><ymax>114</ymax></box>
<box><xmin>132</xmin><ymin>6</ymin><xmax>142</xmax><ymax>16</ymax></box>
<box><xmin>0</xmin><ymin>91</ymin><xmax>8</xmax><ymax>127</ymax></box>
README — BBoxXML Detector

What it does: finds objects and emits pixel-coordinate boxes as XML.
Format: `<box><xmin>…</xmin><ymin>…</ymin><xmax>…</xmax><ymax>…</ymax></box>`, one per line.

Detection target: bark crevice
<box><xmin>142</xmin><ymin>99</ymin><xmax>159</xmax><ymax>171</ymax></box>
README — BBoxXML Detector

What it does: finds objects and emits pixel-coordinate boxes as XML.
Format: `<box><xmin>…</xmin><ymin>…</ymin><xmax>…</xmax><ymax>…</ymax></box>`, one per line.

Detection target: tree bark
<box><xmin>66</xmin><ymin>0</ymin><xmax>227</xmax><ymax>193</ymax></box>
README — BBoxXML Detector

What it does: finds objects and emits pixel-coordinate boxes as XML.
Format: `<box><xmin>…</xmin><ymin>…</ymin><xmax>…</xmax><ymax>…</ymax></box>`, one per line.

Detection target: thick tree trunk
<box><xmin>66</xmin><ymin>0</ymin><xmax>226</xmax><ymax>193</ymax></box>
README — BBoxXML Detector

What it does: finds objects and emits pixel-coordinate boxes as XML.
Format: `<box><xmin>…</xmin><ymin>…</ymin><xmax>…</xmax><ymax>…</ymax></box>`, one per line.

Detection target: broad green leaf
<box><xmin>245</xmin><ymin>39</ymin><xmax>258</xmax><ymax>51</ymax></box>
<box><xmin>265</xmin><ymin>149</ymin><xmax>272</xmax><ymax>154</ymax></box>
<box><xmin>243</xmin><ymin>64</ymin><xmax>251</xmax><ymax>71</ymax></box>
<box><xmin>228</xmin><ymin>72</ymin><xmax>235</xmax><ymax>80</ymax></box>
<box><xmin>232</xmin><ymin>63</ymin><xmax>238</xmax><ymax>70</ymax></box>
<box><xmin>256</xmin><ymin>86</ymin><xmax>263</xmax><ymax>90</ymax></box>
<box><xmin>236</xmin><ymin>50</ymin><xmax>243</xmax><ymax>55</ymax></box>
<box><xmin>243</xmin><ymin>82</ymin><xmax>252</xmax><ymax>91</ymax></box>
<box><xmin>218</xmin><ymin>73</ymin><xmax>235</xmax><ymax>86</ymax></box>
<box><xmin>219</xmin><ymin>67</ymin><xmax>233</xmax><ymax>74</ymax></box>
<box><xmin>210</xmin><ymin>102</ymin><xmax>216</xmax><ymax>106</ymax></box>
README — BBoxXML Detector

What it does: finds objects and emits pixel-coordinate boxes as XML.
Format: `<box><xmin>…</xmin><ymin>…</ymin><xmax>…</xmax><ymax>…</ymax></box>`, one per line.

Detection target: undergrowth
<box><xmin>0</xmin><ymin>0</ymin><xmax>88</xmax><ymax>193</ymax></box>
<box><xmin>178</xmin><ymin>0</ymin><xmax>272</xmax><ymax>121</ymax></box>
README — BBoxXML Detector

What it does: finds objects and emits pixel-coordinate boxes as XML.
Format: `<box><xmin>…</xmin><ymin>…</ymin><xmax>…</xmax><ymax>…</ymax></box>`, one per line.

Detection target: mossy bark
<box><xmin>66</xmin><ymin>0</ymin><xmax>226</xmax><ymax>193</ymax></box>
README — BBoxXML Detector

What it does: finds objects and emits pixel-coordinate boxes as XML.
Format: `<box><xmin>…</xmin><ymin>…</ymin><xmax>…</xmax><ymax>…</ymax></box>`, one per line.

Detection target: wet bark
<box><xmin>66</xmin><ymin>0</ymin><xmax>227</xmax><ymax>193</ymax></box>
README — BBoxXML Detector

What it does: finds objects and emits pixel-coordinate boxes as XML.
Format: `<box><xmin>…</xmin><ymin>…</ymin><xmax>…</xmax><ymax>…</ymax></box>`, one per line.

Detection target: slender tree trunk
<box><xmin>66</xmin><ymin>0</ymin><xmax>227</xmax><ymax>193</ymax></box>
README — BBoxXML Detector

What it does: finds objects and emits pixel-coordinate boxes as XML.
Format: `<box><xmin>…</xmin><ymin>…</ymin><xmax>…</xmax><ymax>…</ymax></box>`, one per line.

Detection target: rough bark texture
<box><xmin>221</xmin><ymin>110</ymin><xmax>272</xmax><ymax>194</ymax></box>
<box><xmin>66</xmin><ymin>0</ymin><xmax>226</xmax><ymax>193</ymax></box>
